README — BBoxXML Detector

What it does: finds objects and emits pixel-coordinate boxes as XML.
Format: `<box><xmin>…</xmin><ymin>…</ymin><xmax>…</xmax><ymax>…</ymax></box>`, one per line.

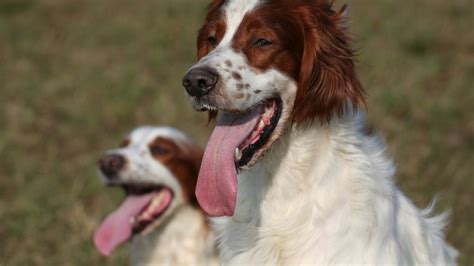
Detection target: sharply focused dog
<box><xmin>182</xmin><ymin>0</ymin><xmax>458</xmax><ymax>264</ymax></box>
<box><xmin>93</xmin><ymin>126</ymin><xmax>217</xmax><ymax>265</ymax></box>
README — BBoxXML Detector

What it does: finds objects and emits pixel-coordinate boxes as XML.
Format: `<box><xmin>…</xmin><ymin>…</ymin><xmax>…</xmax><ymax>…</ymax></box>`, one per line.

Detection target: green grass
<box><xmin>0</xmin><ymin>0</ymin><xmax>472</xmax><ymax>265</ymax></box>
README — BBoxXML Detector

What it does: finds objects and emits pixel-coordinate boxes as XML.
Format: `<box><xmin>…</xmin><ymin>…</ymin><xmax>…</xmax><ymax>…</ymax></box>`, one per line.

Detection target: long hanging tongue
<box><xmin>196</xmin><ymin>108</ymin><xmax>261</xmax><ymax>217</ymax></box>
<box><xmin>93</xmin><ymin>193</ymin><xmax>157</xmax><ymax>256</ymax></box>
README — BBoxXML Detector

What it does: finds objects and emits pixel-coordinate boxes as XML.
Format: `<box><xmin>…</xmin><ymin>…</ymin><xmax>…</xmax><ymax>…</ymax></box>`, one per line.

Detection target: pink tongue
<box><xmin>93</xmin><ymin>193</ymin><xmax>157</xmax><ymax>256</ymax></box>
<box><xmin>196</xmin><ymin>108</ymin><xmax>261</xmax><ymax>217</ymax></box>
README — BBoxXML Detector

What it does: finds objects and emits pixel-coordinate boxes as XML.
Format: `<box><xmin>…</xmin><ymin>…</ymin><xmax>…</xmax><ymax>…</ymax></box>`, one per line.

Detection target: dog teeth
<box><xmin>151</xmin><ymin>192</ymin><xmax>164</xmax><ymax>206</ymax></box>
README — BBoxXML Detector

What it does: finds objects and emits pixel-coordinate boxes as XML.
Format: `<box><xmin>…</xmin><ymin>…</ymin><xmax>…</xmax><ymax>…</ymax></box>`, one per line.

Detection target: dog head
<box><xmin>182</xmin><ymin>0</ymin><xmax>365</xmax><ymax>216</ymax></box>
<box><xmin>93</xmin><ymin>126</ymin><xmax>202</xmax><ymax>256</ymax></box>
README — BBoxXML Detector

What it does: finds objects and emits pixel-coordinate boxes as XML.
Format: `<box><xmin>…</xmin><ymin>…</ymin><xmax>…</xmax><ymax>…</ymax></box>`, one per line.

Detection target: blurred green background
<box><xmin>0</xmin><ymin>0</ymin><xmax>472</xmax><ymax>265</ymax></box>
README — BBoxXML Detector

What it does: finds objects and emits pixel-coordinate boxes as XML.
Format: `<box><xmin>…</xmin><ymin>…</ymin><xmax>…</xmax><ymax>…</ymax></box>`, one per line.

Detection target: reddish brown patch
<box><xmin>229</xmin><ymin>3</ymin><xmax>303</xmax><ymax>82</ymax></box>
<box><xmin>198</xmin><ymin>0</ymin><xmax>365</xmax><ymax>123</ymax></box>
<box><xmin>236</xmin><ymin>83</ymin><xmax>244</xmax><ymax>90</ymax></box>
<box><xmin>225</xmin><ymin>60</ymin><xmax>233</xmax><ymax>67</ymax></box>
<box><xmin>148</xmin><ymin>137</ymin><xmax>203</xmax><ymax>207</ymax></box>
<box><xmin>289</xmin><ymin>2</ymin><xmax>366</xmax><ymax>123</ymax></box>
<box><xmin>197</xmin><ymin>0</ymin><xmax>226</xmax><ymax>59</ymax></box>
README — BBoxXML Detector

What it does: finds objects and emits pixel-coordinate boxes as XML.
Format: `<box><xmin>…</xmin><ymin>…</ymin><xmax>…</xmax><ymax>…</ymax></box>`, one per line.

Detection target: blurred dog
<box><xmin>93</xmin><ymin>126</ymin><xmax>217</xmax><ymax>265</ymax></box>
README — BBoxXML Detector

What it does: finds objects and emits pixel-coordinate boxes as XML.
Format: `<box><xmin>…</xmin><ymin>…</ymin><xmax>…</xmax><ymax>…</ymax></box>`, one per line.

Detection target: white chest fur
<box><xmin>130</xmin><ymin>206</ymin><xmax>218</xmax><ymax>266</ymax></box>
<box><xmin>212</xmin><ymin>113</ymin><xmax>457</xmax><ymax>265</ymax></box>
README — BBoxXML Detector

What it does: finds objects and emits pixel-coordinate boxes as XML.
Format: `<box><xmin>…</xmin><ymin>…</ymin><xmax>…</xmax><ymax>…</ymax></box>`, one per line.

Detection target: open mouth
<box><xmin>93</xmin><ymin>183</ymin><xmax>173</xmax><ymax>256</ymax></box>
<box><xmin>195</xmin><ymin>97</ymin><xmax>283</xmax><ymax>217</ymax></box>
<box><xmin>235</xmin><ymin>98</ymin><xmax>282</xmax><ymax>168</ymax></box>
<box><xmin>123</xmin><ymin>184</ymin><xmax>174</xmax><ymax>234</ymax></box>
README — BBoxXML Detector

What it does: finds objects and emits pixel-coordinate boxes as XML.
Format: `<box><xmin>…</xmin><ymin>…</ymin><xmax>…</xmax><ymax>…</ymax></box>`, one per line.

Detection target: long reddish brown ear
<box><xmin>292</xmin><ymin>3</ymin><xmax>366</xmax><ymax>123</ymax></box>
<box><xmin>176</xmin><ymin>142</ymin><xmax>204</xmax><ymax>208</ymax></box>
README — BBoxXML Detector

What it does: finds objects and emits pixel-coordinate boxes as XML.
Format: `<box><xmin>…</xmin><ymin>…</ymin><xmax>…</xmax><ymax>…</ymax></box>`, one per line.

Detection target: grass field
<box><xmin>0</xmin><ymin>0</ymin><xmax>472</xmax><ymax>265</ymax></box>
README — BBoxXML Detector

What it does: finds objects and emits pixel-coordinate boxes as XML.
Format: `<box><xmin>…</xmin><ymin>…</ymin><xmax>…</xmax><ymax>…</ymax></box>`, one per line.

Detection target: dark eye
<box><xmin>253</xmin><ymin>38</ymin><xmax>272</xmax><ymax>47</ymax></box>
<box><xmin>207</xmin><ymin>36</ymin><xmax>217</xmax><ymax>46</ymax></box>
<box><xmin>149</xmin><ymin>145</ymin><xmax>170</xmax><ymax>156</ymax></box>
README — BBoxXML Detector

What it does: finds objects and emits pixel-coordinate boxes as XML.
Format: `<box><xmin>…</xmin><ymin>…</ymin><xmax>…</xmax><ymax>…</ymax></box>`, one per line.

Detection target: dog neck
<box><xmin>212</xmin><ymin>111</ymin><xmax>456</xmax><ymax>264</ymax></box>
<box><xmin>215</xmin><ymin>112</ymin><xmax>392</xmax><ymax>262</ymax></box>
<box><xmin>129</xmin><ymin>205</ymin><xmax>217</xmax><ymax>266</ymax></box>
<box><xmin>231</xmin><ymin>112</ymin><xmax>380</xmax><ymax>223</ymax></box>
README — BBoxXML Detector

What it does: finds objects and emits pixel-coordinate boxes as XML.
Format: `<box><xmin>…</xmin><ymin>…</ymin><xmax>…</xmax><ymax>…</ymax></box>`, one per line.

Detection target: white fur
<box><xmin>213</xmin><ymin>113</ymin><xmax>458</xmax><ymax>264</ymax></box>
<box><xmin>221</xmin><ymin>0</ymin><xmax>261</xmax><ymax>46</ymax></box>
<box><xmin>187</xmin><ymin>0</ymin><xmax>458</xmax><ymax>263</ymax></box>
<box><xmin>130</xmin><ymin>205</ymin><xmax>218</xmax><ymax>265</ymax></box>
<box><xmin>101</xmin><ymin>126</ymin><xmax>218</xmax><ymax>265</ymax></box>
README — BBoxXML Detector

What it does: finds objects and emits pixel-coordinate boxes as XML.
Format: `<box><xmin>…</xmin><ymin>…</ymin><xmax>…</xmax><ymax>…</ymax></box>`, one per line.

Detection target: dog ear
<box><xmin>173</xmin><ymin>141</ymin><xmax>204</xmax><ymax>208</ymax></box>
<box><xmin>292</xmin><ymin>3</ymin><xmax>366</xmax><ymax>123</ymax></box>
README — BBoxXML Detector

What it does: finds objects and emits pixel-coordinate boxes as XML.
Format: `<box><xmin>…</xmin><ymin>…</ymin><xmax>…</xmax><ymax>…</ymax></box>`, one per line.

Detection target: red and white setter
<box><xmin>182</xmin><ymin>0</ymin><xmax>458</xmax><ymax>264</ymax></box>
<box><xmin>93</xmin><ymin>127</ymin><xmax>217</xmax><ymax>265</ymax></box>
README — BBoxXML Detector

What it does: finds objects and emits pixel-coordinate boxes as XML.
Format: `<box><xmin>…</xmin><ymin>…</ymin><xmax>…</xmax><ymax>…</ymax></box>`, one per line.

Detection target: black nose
<box><xmin>99</xmin><ymin>154</ymin><xmax>125</xmax><ymax>179</ymax></box>
<box><xmin>182</xmin><ymin>67</ymin><xmax>219</xmax><ymax>97</ymax></box>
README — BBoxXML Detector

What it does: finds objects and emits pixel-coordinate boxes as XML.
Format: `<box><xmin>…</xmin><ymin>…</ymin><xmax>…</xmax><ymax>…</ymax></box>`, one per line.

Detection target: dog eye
<box><xmin>207</xmin><ymin>36</ymin><xmax>217</xmax><ymax>46</ymax></box>
<box><xmin>149</xmin><ymin>145</ymin><xmax>170</xmax><ymax>156</ymax></box>
<box><xmin>253</xmin><ymin>38</ymin><xmax>272</xmax><ymax>47</ymax></box>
